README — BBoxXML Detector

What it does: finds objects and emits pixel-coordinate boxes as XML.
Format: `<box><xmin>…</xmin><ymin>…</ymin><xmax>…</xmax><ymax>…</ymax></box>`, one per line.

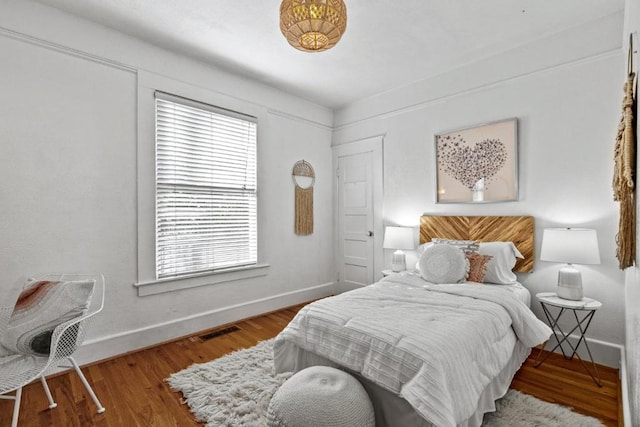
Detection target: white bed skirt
<box><xmin>274</xmin><ymin>338</ymin><xmax>531</xmax><ymax>427</ymax></box>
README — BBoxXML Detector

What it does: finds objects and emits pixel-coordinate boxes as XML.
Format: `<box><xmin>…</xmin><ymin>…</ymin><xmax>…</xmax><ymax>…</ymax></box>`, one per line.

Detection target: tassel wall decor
<box><xmin>292</xmin><ymin>160</ymin><xmax>315</xmax><ymax>235</ymax></box>
<box><xmin>613</xmin><ymin>34</ymin><xmax>637</xmax><ymax>269</ymax></box>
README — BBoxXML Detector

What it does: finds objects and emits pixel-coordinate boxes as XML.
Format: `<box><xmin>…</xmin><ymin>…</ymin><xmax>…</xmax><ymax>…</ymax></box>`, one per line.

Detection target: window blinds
<box><xmin>155</xmin><ymin>92</ymin><xmax>257</xmax><ymax>279</ymax></box>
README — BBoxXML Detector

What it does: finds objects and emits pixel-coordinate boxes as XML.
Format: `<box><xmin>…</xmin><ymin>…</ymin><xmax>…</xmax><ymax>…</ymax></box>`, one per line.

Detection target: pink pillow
<box><xmin>466</xmin><ymin>253</ymin><xmax>493</xmax><ymax>283</ymax></box>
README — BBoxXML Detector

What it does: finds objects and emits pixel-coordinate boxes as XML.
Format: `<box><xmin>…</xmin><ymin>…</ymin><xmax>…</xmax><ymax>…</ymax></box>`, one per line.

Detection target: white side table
<box><xmin>534</xmin><ymin>292</ymin><xmax>603</xmax><ymax>387</ymax></box>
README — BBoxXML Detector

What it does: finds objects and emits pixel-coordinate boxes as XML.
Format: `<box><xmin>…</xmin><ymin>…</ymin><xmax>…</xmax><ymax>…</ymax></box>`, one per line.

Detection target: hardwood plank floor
<box><xmin>0</xmin><ymin>303</ymin><xmax>620</xmax><ymax>426</ymax></box>
<box><xmin>511</xmin><ymin>346</ymin><xmax>620</xmax><ymax>426</ymax></box>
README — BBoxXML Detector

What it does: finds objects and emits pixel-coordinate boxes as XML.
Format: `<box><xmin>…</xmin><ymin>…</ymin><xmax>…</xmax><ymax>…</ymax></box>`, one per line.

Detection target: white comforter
<box><xmin>274</xmin><ymin>274</ymin><xmax>551</xmax><ymax>427</ymax></box>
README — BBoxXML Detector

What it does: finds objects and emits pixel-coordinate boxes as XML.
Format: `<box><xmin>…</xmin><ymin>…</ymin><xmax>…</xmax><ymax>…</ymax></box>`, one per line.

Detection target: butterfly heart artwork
<box><xmin>435</xmin><ymin>119</ymin><xmax>517</xmax><ymax>203</ymax></box>
<box><xmin>437</xmin><ymin>136</ymin><xmax>507</xmax><ymax>190</ymax></box>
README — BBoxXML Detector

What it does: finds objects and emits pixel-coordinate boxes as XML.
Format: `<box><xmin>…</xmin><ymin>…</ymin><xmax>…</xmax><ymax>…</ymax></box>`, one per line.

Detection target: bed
<box><xmin>273</xmin><ymin>215</ymin><xmax>551</xmax><ymax>427</ymax></box>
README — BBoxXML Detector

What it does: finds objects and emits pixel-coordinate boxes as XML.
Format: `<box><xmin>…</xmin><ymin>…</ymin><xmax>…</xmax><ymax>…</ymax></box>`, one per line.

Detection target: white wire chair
<box><xmin>0</xmin><ymin>274</ymin><xmax>106</xmax><ymax>426</ymax></box>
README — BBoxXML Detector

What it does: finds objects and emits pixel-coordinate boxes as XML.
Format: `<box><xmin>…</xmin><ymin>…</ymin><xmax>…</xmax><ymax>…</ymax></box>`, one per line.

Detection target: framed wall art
<box><xmin>435</xmin><ymin>118</ymin><xmax>518</xmax><ymax>203</ymax></box>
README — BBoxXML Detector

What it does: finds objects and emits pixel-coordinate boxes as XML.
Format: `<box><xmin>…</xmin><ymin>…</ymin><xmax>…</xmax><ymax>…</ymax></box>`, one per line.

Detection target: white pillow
<box><xmin>1</xmin><ymin>279</ymin><xmax>95</xmax><ymax>355</ymax></box>
<box><xmin>419</xmin><ymin>244</ymin><xmax>468</xmax><ymax>284</ymax></box>
<box><xmin>416</xmin><ymin>242</ymin><xmax>433</xmax><ymax>257</ymax></box>
<box><xmin>431</xmin><ymin>238</ymin><xmax>479</xmax><ymax>253</ymax></box>
<box><xmin>415</xmin><ymin>242</ymin><xmax>433</xmax><ymax>271</ymax></box>
<box><xmin>477</xmin><ymin>242</ymin><xmax>524</xmax><ymax>285</ymax></box>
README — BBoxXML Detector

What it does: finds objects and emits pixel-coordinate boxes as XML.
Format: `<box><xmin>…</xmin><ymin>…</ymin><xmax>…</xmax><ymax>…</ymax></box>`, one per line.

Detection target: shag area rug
<box><xmin>167</xmin><ymin>339</ymin><xmax>604</xmax><ymax>427</ymax></box>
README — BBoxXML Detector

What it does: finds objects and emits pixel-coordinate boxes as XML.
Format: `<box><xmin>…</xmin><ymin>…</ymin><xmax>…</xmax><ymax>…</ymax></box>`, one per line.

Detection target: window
<box><xmin>155</xmin><ymin>92</ymin><xmax>257</xmax><ymax>279</ymax></box>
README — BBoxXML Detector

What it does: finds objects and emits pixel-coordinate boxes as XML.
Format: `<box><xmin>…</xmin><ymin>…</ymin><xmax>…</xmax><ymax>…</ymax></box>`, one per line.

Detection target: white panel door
<box><xmin>333</xmin><ymin>137</ymin><xmax>383</xmax><ymax>292</ymax></box>
<box><xmin>339</xmin><ymin>152</ymin><xmax>373</xmax><ymax>286</ymax></box>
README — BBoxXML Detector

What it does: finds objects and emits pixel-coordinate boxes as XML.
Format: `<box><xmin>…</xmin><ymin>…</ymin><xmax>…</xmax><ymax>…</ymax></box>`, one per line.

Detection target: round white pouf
<box><xmin>267</xmin><ymin>366</ymin><xmax>375</xmax><ymax>427</ymax></box>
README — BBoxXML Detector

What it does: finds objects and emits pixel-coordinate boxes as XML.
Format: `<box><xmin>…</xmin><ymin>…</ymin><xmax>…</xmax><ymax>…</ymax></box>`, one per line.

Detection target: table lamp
<box><xmin>540</xmin><ymin>228</ymin><xmax>600</xmax><ymax>300</ymax></box>
<box><xmin>383</xmin><ymin>226</ymin><xmax>414</xmax><ymax>272</ymax></box>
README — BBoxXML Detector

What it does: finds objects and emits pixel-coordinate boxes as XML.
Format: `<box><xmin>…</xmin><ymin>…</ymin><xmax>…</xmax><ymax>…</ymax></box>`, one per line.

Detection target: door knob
<box><xmin>367</xmin><ymin>231</ymin><xmax>373</xmax><ymax>237</ymax></box>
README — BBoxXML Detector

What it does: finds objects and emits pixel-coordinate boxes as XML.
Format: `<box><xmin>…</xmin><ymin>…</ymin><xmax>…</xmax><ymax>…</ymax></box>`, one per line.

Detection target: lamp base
<box><xmin>391</xmin><ymin>250</ymin><xmax>406</xmax><ymax>272</ymax></box>
<box><xmin>556</xmin><ymin>265</ymin><xmax>583</xmax><ymax>300</ymax></box>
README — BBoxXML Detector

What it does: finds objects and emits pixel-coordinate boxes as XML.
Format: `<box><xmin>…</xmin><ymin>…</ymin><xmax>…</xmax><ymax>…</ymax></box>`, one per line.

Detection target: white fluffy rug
<box><xmin>167</xmin><ymin>339</ymin><xmax>604</xmax><ymax>427</ymax></box>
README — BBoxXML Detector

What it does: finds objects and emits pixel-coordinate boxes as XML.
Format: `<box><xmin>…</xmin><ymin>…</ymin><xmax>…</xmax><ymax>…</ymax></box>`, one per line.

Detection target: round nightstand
<box><xmin>534</xmin><ymin>292</ymin><xmax>602</xmax><ymax>386</ymax></box>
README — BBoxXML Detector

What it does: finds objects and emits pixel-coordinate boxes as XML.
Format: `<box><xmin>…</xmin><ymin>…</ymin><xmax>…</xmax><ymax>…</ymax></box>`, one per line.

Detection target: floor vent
<box><xmin>199</xmin><ymin>326</ymin><xmax>240</xmax><ymax>341</ymax></box>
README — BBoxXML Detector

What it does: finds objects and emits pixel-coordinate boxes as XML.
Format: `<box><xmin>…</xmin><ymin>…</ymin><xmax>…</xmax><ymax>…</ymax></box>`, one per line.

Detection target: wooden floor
<box><xmin>512</xmin><ymin>348</ymin><xmax>620</xmax><ymax>426</ymax></box>
<box><xmin>0</xmin><ymin>302</ymin><xmax>620</xmax><ymax>426</ymax></box>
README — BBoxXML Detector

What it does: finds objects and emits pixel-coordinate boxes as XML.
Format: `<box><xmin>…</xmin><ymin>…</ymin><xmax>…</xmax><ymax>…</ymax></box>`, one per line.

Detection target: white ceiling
<box><xmin>34</xmin><ymin>0</ymin><xmax>624</xmax><ymax>109</ymax></box>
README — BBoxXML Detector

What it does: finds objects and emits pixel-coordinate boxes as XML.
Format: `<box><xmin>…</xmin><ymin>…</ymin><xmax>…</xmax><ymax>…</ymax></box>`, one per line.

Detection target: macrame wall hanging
<box><xmin>292</xmin><ymin>160</ymin><xmax>315</xmax><ymax>235</ymax></box>
<box><xmin>613</xmin><ymin>33</ymin><xmax>637</xmax><ymax>270</ymax></box>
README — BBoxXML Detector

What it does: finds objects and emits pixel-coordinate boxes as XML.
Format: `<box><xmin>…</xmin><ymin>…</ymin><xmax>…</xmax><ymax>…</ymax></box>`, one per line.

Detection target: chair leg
<box><xmin>11</xmin><ymin>387</ymin><xmax>22</xmax><ymax>427</ymax></box>
<box><xmin>40</xmin><ymin>376</ymin><xmax>58</xmax><ymax>409</ymax></box>
<box><xmin>68</xmin><ymin>356</ymin><xmax>105</xmax><ymax>414</ymax></box>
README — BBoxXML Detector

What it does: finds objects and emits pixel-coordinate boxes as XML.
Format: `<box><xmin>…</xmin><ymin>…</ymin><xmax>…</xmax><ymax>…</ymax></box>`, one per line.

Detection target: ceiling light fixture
<box><xmin>280</xmin><ymin>0</ymin><xmax>347</xmax><ymax>52</ymax></box>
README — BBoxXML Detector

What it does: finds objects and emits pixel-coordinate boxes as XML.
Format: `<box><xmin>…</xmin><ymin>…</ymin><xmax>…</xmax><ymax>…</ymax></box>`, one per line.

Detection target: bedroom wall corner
<box><xmin>623</xmin><ymin>0</ymin><xmax>640</xmax><ymax>424</ymax></box>
<box><xmin>0</xmin><ymin>0</ymin><xmax>335</xmax><ymax>365</ymax></box>
<box><xmin>623</xmin><ymin>266</ymin><xmax>638</xmax><ymax>426</ymax></box>
<box><xmin>332</xmin><ymin>12</ymin><xmax>626</xmax><ymax>368</ymax></box>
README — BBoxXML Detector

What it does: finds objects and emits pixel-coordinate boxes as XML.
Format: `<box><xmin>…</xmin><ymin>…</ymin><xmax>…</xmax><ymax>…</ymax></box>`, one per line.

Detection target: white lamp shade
<box><xmin>540</xmin><ymin>228</ymin><xmax>600</xmax><ymax>265</ymax></box>
<box><xmin>383</xmin><ymin>226</ymin><xmax>414</xmax><ymax>250</ymax></box>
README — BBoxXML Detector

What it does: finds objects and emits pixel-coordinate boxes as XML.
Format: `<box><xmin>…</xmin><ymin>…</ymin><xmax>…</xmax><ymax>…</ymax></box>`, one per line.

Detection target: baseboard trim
<box><xmin>74</xmin><ymin>281</ymin><xmax>336</xmax><ymax>366</ymax></box>
<box><xmin>337</xmin><ymin>282</ymin><xmax>368</xmax><ymax>293</ymax></box>
<box><xmin>543</xmin><ymin>333</ymin><xmax>622</xmax><ymax>369</ymax></box>
<box><xmin>620</xmin><ymin>346</ymin><xmax>632</xmax><ymax>427</ymax></box>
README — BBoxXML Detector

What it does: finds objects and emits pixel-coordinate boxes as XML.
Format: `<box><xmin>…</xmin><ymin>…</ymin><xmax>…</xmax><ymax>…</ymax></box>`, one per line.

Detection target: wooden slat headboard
<box><xmin>420</xmin><ymin>215</ymin><xmax>535</xmax><ymax>272</ymax></box>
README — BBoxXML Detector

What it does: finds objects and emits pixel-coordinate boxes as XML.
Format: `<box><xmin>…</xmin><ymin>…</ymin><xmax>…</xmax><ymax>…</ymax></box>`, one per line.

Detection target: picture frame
<box><xmin>434</xmin><ymin>118</ymin><xmax>518</xmax><ymax>203</ymax></box>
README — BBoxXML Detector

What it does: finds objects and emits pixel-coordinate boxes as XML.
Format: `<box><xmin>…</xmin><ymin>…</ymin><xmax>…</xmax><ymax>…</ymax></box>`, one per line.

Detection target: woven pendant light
<box><xmin>280</xmin><ymin>0</ymin><xmax>347</xmax><ymax>52</ymax></box>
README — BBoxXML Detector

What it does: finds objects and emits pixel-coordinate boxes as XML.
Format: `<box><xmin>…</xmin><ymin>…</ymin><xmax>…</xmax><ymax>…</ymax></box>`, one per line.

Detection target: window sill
<box><xmin>134</xmin><ymin>264</ymin><xmax>270</xmax><ymax>297</ymax></box>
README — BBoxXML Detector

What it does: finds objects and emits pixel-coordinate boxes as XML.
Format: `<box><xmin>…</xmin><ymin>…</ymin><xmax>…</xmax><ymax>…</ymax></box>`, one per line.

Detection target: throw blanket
<box><xmin>274</xmin><ymin>275</ymin><xmax>551</xmax><ymax>427</ymax></box>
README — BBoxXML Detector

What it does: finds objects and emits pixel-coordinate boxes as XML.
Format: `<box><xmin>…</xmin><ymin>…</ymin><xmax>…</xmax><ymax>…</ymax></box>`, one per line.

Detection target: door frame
<box><xmin>332</xmin><ymin>135</ymin><xmax>384</xmax><ymax>293</ymax></box>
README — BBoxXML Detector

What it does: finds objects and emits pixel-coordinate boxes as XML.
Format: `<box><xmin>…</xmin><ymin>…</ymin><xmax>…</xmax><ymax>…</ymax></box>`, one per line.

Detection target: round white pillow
<box><xmin>419</xmin><ymin>244</ymin><xmax>468</xmax><ymax>284</ymax></box>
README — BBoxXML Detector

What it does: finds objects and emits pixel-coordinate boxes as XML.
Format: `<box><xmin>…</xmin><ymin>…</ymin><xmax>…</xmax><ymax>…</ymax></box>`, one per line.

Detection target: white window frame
<box><xmin>135</xmin><ymin>72</ymin><xmax>268</xmax><ymax>297</ymax></box>
<box><xmin>155</xmin><ymin>91</ymin><xmax>258</xmax><ymax>278</ymax></box>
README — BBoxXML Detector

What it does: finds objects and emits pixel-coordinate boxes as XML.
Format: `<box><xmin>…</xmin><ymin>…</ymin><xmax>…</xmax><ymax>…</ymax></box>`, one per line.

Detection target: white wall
<box><xmin>0</xmin><ymin>0</ymin><xmax>632</xmax><ymax>378</ymax></box>
<box><xmin>0</xmin><ymin>0</ymin><xmax>335</xmax><ymax>364</ymax></box>
<box><xmin>333</xmin><ymin>12</ymin><xmax>626</xmax><ymax>367</ymax></box>
<box><xmin>624</xmin><ymin>1</ymin><xmax>640</xmax><ymax>425</ymax></box>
